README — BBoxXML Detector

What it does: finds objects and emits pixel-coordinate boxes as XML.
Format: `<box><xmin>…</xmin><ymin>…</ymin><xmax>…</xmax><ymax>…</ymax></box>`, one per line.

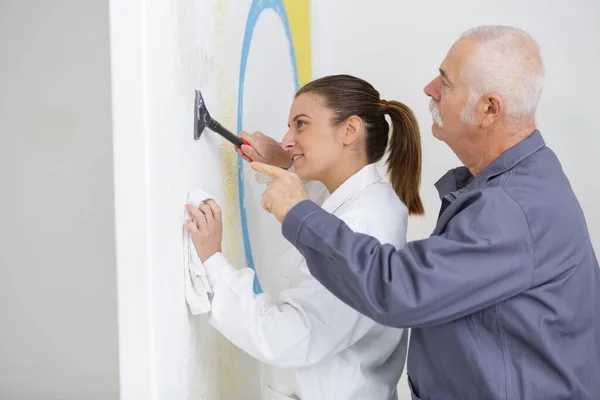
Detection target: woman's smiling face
<box><xmin>281</xmin><ymin>92</ymin><xmax>347</xmax><ymax>182</ymax></box>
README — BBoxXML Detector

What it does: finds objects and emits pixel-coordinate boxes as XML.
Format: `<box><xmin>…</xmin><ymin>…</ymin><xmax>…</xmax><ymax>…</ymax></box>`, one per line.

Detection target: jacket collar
<box><xmin>435</xmin><ymin>129</ymin><xmax>546</xmax><ymax>200</ymax></box>
<box><xmin>321</xmin><ymin>164</ymin><xmax>382</xmax><ymax>214</ymax></box>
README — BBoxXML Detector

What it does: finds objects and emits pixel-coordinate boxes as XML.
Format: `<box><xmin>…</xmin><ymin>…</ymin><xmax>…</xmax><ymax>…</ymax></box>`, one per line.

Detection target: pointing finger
<box><xmin>251</xmin><ymin>162</ymin><xmax>286</xmax><ymax>179</ymax></box>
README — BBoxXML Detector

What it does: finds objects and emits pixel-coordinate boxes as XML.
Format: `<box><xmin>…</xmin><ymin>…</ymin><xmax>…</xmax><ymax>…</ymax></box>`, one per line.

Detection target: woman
<box><xmin>186</xmin><ymin>74</ymin><xmax>424</xmax><ymax>399</ymax></box>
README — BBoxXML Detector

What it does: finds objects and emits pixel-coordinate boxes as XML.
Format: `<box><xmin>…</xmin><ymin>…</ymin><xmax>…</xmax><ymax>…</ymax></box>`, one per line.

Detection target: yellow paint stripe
<box><xmin>283</xmin><ymin>0</ymin><xmax>312</xmax><ymax>86</ymax></box>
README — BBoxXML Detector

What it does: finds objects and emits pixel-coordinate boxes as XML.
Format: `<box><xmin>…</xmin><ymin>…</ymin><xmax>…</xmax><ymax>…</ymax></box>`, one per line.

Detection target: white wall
<box><xmin>0</xmin><ymin>1</ymin><xmax>119</xmax><ymax>399</ymax></box>
<box><xmin>110</xmin><ymin>0</ymin><xmax>264</xmax><ymax>398</ymax></box>
<box><xmin>110</xmin><ymin>0</ymin><xmax>320</xmax><ymax>397</ymax></box>
<box><xmin>310</xmin><ymin>1</ymin><xmax>600</xmax><ymax>399</ymax></box>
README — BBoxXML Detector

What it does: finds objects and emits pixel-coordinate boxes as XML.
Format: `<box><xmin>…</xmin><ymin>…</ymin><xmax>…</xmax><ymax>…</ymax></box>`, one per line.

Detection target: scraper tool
<box><xmin>194</xmin><ymin>89</ymin><xmax>273</xmax><ymax>184</ymax></box>
<box><xmin>194</xmin><ymin>89</ymin><xmax>249</xmax><ymax>148</ymax></box>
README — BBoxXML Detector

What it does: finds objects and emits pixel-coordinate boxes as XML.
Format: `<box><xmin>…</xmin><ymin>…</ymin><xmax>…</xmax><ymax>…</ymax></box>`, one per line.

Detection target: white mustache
<box><xmin>429</xmin><ymin>99</ymin><xmax>443</xmax><ymax>128</ymax></box>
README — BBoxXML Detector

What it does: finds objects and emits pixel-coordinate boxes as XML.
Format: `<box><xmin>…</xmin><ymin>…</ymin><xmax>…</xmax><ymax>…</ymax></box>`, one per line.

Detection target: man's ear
<box><xmin>479</xmin><ymin>93</ymin><xmax>503</xmax><ymax>128</ymax></box>
<box><xmin>343</xmin><ymin>115</ymin><xmax>363</xmax><ymax>145</ymax></box>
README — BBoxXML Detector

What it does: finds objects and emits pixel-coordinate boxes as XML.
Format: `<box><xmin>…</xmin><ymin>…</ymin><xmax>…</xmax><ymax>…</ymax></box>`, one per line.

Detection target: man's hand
<box><xmin>251</xmin><ymin>162</ymin><xmax>309</xmax><ymax>222</ymax></box>
<box><xmin>237</xmin><ymin>131</ymin><xmax>293</xmax><ymax>169</ymax></box>
<box><xmin>185</xmin><ymin>200</ymin><xmax>223</xmax><ymax>263</ymax></box>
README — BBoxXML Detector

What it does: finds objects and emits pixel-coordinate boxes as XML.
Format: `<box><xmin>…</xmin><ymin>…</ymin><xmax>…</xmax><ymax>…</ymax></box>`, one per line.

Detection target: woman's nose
<box><xmin>281</xmin><ymin>130</ymin><xmax>295</xmax><ymax>150</ymax></box>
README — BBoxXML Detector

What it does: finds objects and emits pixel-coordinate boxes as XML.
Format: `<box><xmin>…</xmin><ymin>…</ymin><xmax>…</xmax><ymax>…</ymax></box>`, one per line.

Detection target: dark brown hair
<box><xmin>296</xmin><ymin>74</ymin><xmax>424</xmax><ymax>215</ymax></box>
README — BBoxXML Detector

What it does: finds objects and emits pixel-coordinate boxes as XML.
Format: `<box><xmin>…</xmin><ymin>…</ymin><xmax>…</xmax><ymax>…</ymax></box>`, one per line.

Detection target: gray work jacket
<box><xmin>282</xmin><ymin>130</ymin><xmax>600</xmax><ymax>399</ymax></box>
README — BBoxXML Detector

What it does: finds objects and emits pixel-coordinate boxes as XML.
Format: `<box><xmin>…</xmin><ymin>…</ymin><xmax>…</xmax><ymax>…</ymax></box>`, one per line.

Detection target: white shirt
<box><xmin>204</xmin><ymin>164</ymin><xmax>409</xmax><ymax>399</ymax></box>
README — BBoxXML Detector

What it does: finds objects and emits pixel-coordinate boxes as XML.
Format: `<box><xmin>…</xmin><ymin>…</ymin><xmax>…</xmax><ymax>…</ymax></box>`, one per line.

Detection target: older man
<box><xmin>249</xmin><ymin>26</ymin><xmax>600</xmax><ymax>399</ymax></box>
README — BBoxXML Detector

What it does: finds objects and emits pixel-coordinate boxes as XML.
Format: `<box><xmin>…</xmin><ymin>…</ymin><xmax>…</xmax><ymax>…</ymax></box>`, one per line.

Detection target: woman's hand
<box><xmin>185</xmin><ymin>200</ymin><xmax>223</xmax><ymax>263</ymax></box>
<box><xmin>237</xmin><ymin>131</ymin><xmax>293</xmax><ymax>169</ymax></box>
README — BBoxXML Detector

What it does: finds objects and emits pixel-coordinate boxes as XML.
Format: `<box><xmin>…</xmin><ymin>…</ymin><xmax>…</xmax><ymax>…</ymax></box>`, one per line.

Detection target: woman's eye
<box><xmin>297</xmin><ymin>120</ymin><xmax>307</xmax><ymax>128</ymax></box>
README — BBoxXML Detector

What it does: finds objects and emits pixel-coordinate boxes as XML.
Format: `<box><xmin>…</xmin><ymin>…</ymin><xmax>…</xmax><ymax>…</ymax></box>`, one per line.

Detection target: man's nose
<box><xmin>424</xmin><ymin>78</ymin><xmax>440</xmax><ymax>102</ymax></box>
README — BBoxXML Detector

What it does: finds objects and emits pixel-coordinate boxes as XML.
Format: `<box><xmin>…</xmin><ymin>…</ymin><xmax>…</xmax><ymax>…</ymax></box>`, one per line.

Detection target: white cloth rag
<box><xmin>183</xmin><ymin>188</ymin><xmax>216</xmax><ymax>315</ymax></box>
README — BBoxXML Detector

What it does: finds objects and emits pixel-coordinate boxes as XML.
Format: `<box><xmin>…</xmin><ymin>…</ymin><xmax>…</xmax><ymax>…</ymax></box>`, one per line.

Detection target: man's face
<box><xmin>423</xmin><ymin>40</ymin><xmax>474</xmax><ymax>144</ymax></box>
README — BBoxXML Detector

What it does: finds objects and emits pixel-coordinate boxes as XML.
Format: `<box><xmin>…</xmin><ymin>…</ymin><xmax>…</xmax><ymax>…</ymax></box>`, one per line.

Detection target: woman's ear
<box><xmin>343</xmin><ymin>115</ymin><xmax>363</xmax><ymax>145</ymax></box>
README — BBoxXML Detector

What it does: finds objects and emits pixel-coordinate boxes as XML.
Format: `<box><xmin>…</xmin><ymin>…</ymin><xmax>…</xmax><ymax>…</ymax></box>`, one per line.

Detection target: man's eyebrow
<box><xmin>287</xmin><ymin>113</ymin><xmax>312</xmax><ymax>128</ymax></box>
<box><xmin>439</xmin><ymin>68</ymin><xmax>451</xmax><ymax>84</ymax></box>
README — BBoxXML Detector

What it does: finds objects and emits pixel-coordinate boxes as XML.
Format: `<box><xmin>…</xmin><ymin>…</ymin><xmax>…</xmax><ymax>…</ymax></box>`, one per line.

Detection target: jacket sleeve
<box><xmin>281</xmin><ymin>188</ymin><xmax>535</xmax><ymax>328</ymax></box>
<box><xmin>203</xmin><ymin>252</ymin><xmax>385</xmax><ymax>368</ymax></box>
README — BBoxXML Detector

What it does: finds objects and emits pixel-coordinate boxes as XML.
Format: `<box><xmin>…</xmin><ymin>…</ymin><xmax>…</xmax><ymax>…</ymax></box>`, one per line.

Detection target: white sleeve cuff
<box><xmin>203</xmin><ymin>252</ymin><xmax>237</xmax><ymax>288</ymax></box>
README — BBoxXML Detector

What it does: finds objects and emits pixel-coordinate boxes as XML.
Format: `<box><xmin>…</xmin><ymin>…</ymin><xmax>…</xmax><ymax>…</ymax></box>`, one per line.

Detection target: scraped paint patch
<box><xmin>237</xmin><ymin>0</ymin><xmax>311</xmax><ymax>293</ymax></box>
<box><xmin>213</xmin><ymin>0</ymin><xmax>250</xmax><ymax>397</ymax></box>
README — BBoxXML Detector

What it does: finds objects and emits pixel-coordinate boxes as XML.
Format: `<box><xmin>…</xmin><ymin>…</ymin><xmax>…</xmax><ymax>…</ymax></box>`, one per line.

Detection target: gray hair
<box><xmin>458</xmin><ymin>26</ymin><xmax>545</xmax><ymax>125</ymax></box>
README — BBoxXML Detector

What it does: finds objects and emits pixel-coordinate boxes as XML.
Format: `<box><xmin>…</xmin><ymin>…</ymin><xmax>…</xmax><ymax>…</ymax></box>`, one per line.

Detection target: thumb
<box><xmin>240</xmin><ymin>144</ymin><xmax>262</xmax><ymax>161</ymax></box>
<box><xmin>251</xmin><ymin>162</ymin><xmax>285</xmax><ymax>179</ymax></box>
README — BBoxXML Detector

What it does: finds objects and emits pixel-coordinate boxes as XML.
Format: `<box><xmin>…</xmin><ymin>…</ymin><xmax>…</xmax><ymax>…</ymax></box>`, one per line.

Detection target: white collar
<box><xmin>321</xmin><ymin>164</ymin><xmax>382</xmax><ymax>214</ymax></box>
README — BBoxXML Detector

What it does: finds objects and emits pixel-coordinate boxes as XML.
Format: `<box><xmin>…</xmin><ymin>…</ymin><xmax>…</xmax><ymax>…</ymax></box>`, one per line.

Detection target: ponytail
<box><xmin>385</xmin><ymin>101</ymin><xmax>424</xmax><ymax>215</ymax></box>
<box><xmin>295</xmin><ymin>74</ymin><xmax>424</xmax><ymax>215</ymax></box>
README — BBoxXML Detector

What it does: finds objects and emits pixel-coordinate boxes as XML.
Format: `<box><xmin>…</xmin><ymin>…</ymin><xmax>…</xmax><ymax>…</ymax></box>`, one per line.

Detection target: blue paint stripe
<box><xmin>238</xmin><ymin>0</ymin><xmax>300</xmax><ymax>294</ymax></box>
